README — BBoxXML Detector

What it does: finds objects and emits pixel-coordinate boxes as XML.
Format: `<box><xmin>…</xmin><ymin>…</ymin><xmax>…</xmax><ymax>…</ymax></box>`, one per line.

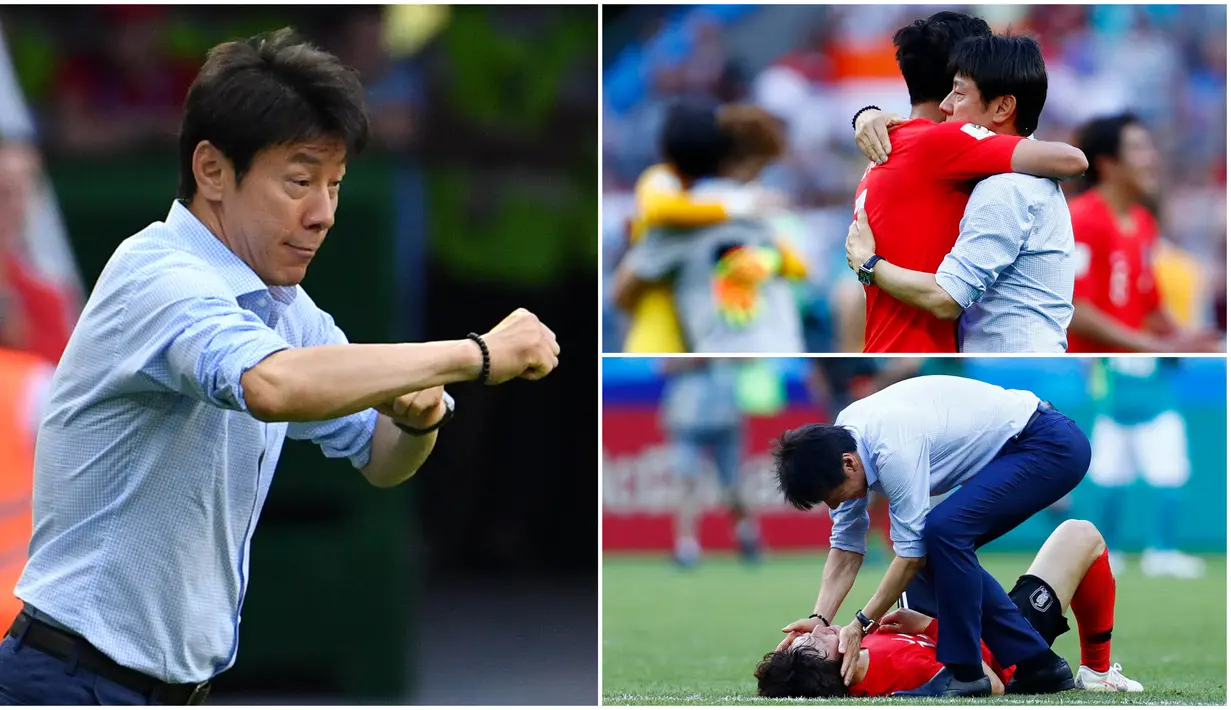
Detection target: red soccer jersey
<box><xmin>848</xmin><ymin>624</ymin><xmax>1010</xmax><ymax>697</ymax></box>
<box><xmin>1067</xmin><ymin>189</ymin><xmax>1162</xmax><ymax>353</ymax></box>
<box><xmin>854</xmin><ymin>119</ymin><xmax>1024</xmax><ymax>353</ymax></box>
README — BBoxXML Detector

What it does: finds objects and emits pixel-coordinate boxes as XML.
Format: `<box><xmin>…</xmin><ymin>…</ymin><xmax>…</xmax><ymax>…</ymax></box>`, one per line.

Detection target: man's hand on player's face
<box><xmin>878</xmin><ymin>608</ymin><xmax>931</xmax><ymax>635</ymax></box>
<box><xmin>845</xmin><ymin>208</ymin><xmax>877</xmax><ymax>272</ymax></box>
<box><xmin>855</xmin><ymin>110</ymin><xmax>909</xmax><ymax>165</ymax></box>
<box><xmin>838</xmin><ymin>620</ymin><xmax>865</xmax><ymax>685</ymax></box>
<box><xmin>776</xmin><ymin>616</ymin><xmax>824</xmax><ymax>652</ymax></box>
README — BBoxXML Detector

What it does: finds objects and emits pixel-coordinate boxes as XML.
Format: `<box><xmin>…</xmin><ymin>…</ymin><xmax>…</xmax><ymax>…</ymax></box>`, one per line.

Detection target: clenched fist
<box><xmin>376</xmin><ymin>386</ymin><xmax>448</xmax><ymax>430</ymax></box>
<box><xmin>480</xmin><ymin>308</ymin><xmax>560</xmax><ymax>385</ymax></box>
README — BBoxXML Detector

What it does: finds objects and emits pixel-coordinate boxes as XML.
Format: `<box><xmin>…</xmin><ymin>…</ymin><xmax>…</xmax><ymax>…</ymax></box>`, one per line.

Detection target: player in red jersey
<box><xmin>755</xmin><ymin>520</ymin><xmax>1143</xmax><ymax>697</ymax></box>
<box><xmin>847</xmin><ymin>13</ymin><xmax>1087</xmax><ymax>353</ymax></box>
<box><xmin>1067</xmin><ymin>114</ymin><xmax>1221</xmax><ymax>353</ymax></box>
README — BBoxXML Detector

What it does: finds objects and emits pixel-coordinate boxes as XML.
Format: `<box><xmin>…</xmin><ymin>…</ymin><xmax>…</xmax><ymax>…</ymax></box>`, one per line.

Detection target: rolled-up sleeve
<box><xmin>935</xmin><ymin>177</ymin><xmax>1033</xmax><ymax>309</ymax></box>
<box><xmin>875</xmin><ymin>438</ymin><xmax>932</xmax><ymax>558</ymax></box>
<box><xmin>121</xmin><ymin>268</ymin><xmax>291</xmax><ymax>412</ymax></box>
<box><xmin>285</xmin><ymin>303</ymin><xmax>378</xmax><ymax>470</ymax></box>
<box><xmin>829</xmin><ymin>495</ymin><xmax>870</xmax><ymax>555</ymax></box>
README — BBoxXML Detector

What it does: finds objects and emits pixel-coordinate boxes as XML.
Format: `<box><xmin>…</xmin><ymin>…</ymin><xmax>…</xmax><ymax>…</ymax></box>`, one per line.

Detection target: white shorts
<box><xmin>1087</xmin><ymin>410</ymin><xmax>1190</xmax><ymax>488</ymax></box>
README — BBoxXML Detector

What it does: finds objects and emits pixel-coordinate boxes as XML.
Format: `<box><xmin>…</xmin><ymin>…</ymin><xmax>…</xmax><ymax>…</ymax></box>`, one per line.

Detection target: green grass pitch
<box><xmin>603</xmin><ymin>552</ymin><xmax>1226</xmax><ymax>705</ymax></box>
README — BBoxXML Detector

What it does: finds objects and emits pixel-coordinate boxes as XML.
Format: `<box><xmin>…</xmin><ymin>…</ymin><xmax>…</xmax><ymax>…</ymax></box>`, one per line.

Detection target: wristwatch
<box><xmin>855</xmin><ymin>609</ymin><xmax>876</xmax><ymax>634</ymax></box>
<box><xmin>857</xmin><ymin>255</ymin><xmax>884</xmax><ymax>286</ymax></box>
<box><xmin>393</xmin><ymin>391</ymin><xmax>456</xmax><ymax>436</ymax></box>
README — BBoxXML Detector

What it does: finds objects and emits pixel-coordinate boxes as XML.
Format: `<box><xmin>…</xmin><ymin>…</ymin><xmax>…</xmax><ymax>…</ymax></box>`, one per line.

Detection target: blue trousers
<box><xmin>906</xmin><ymin>408</ymin><xmax>1090</xmax><ymax>668</ymax></box>
<box><xmin>0</xmin><ymin>634</ymin><xmax>153</xmax><ymax>705</ymax></box>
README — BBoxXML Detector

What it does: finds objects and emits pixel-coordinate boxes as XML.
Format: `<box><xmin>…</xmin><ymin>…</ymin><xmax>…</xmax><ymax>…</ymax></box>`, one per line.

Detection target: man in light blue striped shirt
<box><xmin>771</xmin><ymin>375</ymin><xmax>1089</xmax><ymax>697</ymax></box>
<box><xmin>846</xmin><ymin>35</ymin><xmax>1077</xmax><ymax>353</ymax></box>
<box><xmin>0</xmin><ymin>29</ymin><xmax>559</xmax><ymax>706</ymax></box>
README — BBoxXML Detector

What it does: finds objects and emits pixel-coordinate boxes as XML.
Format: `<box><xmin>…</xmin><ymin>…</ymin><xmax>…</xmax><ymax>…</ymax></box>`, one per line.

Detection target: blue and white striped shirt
<box><xmin>828</xmin><ymin>376</ymin><xmax>1039</xmax><ymax>557</ymax></box>
<box><xmin>16</xmin><ymin>201</ymin><xmax>378</xmax><ymax>684</ymax></box>
<box><xmin>934</xmin><ymin>173</ymin><xmax>1075</xmax><ymax>353</ymax></box>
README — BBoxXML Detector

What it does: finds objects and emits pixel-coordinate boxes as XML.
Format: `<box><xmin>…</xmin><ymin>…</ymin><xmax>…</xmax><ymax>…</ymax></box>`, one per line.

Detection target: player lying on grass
<box><xmin>755</xmin><ymin>519</ymin><xmax>1143</xmax><ymax>697</ymax></box>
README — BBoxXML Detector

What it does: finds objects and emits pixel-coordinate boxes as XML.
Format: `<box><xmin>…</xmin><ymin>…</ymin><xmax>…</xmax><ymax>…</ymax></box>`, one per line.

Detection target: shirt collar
<box><xmin>164</xmin><ymin>200</ymin><xmax>298</xmax><ymax>306</ymax></box>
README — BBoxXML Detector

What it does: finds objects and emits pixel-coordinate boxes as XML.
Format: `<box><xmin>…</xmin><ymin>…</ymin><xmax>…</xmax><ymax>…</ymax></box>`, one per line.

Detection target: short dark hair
<box><xmin>178</xmin><ymin>27</ymin><xmax>370</xmax><ymax>200</ymax></box>
<box><xmin>770</xmin><ymin>424</ymin><xmax>857</xmax><ymax>511</ymax></box>
<box><xmin>659</xmin><ymin>101</ymin><xmax>733</xmax><ymax>181</ymax></box>
<box><xmin>1076</xmin><ymin>112</ymin><xmax>1143</xmax><ymax>187</ymax></box>
<box><xmin>893</xmin><ymin>11</ymin><xmax>992</xmax><ymax>105</ymax></box>
<box><xmin>949</xmin><ymin>34</ymin><xmax>1048</xmax><ymax>137</ymax></box>
<box><xmin>754</xmin><ymin>648</ymin><xmax>849</xmax><ymax>698</ymax></box>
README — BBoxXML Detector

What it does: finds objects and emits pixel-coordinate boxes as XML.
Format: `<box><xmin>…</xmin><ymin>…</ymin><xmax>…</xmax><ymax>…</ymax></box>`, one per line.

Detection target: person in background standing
<box><xmin>1086</xmin><ymin>357</ymin><xmax>1204</xmax><ymax>578</ymax></box>
<box><xmin>660</xmin><ymin>358</ymin><xmax>760</xmax><ymax>567</ymax></box>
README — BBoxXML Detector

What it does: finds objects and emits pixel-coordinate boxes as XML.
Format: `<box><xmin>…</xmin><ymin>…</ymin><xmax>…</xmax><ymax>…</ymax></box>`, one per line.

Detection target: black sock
<box><xmin>1015</xmin><ymin>649</ymin><xmax>1059</xmax><ymax>674</ymax></box>
<box><xmin>948</xmin><ymin>663</ymin><xmax>984</xmax><ymax>682</ymax></box>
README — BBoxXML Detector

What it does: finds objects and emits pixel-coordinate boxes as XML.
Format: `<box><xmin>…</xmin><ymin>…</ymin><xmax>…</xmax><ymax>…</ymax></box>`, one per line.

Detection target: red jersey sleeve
<box><xmin>917</xmin><ymin>121</ymin><xmax>1023</xmax><ymax>182</ymax></box>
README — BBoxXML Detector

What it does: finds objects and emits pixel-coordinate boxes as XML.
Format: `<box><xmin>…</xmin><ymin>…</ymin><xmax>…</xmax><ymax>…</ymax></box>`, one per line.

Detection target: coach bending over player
<box><xmin>772</xmin><ymin>375</ymin><xmax>1089</xmax><ymax>697</ymax></box>
<box><xmin>0</xmin><ymin>29</ymin><xmax>559</xmax><ymax>706</ymax></box>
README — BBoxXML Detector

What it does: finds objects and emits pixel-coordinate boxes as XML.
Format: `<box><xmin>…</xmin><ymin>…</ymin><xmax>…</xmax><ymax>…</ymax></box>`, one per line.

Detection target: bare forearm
<box><xmin>814</xmin><ymin>547</ymin><xmax>864</xmax><ymax>622</ymax></box>
<box><xmin>243</xmin><ymin>341</ymin><xmax>480</xmax><ymax>422</ymax></box>
<box><xmin>1069</xmin><ymin>302</ymin><xmax>1160</xmax><ymax>352</ymax></box>
<box><xmin>861</xmin><ymin>555</ymin><xmax>924</xmax><ymax>621</ymax></box>
<box><xmin>873</xmin><ymin>261</ymin><xmax>962</xmax><ymax>320</ymax></box>
<box><xmin>362</xmin><ymin>415</ymin><xmax>438</xmax><ymax>487</ymax></box>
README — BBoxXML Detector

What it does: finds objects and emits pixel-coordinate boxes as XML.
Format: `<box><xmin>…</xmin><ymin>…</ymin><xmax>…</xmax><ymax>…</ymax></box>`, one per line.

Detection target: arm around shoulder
<box><xmin>1010</xmin><ymin>140</ymin><xmax>1088</xmax><ymax>179</ymax></box>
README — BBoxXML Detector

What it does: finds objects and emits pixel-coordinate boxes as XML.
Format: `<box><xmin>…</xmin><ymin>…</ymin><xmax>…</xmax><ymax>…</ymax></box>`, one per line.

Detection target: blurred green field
<box><xmin>603</xmin><ymin>553</ymin><xmax>1226</xmax><ymax>705</ymax></box>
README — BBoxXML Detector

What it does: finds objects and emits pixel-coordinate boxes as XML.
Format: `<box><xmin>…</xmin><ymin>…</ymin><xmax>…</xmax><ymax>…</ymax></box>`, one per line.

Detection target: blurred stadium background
<box><xmin>601</xmin><ymin>5</ymin><xmax>1227</xmax><ymax>353</ymax></box>
<box><xmin>0</xmin><ymin>5</ymin><xmax>597</xmax><ymax>705</ymax></box>
<box><xmin>602</xmin><ymin>357</ymin><xmax>1227</xmax><ymax>703</ymax></box>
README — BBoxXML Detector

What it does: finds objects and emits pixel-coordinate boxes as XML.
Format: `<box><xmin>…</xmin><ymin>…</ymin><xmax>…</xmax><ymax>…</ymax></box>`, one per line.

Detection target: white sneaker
<box><xmin>1142</xmin><ymin>548</ymin><xmax>1205</xmax><ymax>579</ymax></box>
<box><xmin>1076</xmin><ymin>663</ymin><xmax>1144</xmax><ymax>692</ymax></box>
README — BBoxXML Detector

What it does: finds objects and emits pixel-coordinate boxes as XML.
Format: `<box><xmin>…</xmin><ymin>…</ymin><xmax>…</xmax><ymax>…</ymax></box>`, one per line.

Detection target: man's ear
<box><xmin>191</xmin><ymin>141</ymin><xmax>230</xmax><ymax>202</ymax></box>
<box><xmin>993</xmin><ymin>94</ymin><xmax>1018</xmax><ymax>131</ymax></box>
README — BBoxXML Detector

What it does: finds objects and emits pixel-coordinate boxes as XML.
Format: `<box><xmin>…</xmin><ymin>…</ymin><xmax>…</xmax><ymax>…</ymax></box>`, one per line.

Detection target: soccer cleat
<box><xmin>1005</xmin><ymin>655</ymin><xmax>1076</xmax><ymax>694</ymax></box>
<box><xmin>1075</xmin><ymin>663</ymin><xmax>1144</xmax><ymax>692</ymax></box>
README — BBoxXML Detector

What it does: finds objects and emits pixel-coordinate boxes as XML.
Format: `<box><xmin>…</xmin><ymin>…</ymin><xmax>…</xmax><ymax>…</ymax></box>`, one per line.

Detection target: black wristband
<box><xmin>852</xmin><ymin>104</ymin><xmax>881</xmax><ymax>131</ymax></box>
<box><xmin>393</xmin><ymin>404</ymin><xmax>454</xmax><ymax>436</ymax></box>
<box><xmin>466</xmin><ymin>332</ymin><xmax>490</xmax><ymax>384</ymax></box>
<box><xmin>808</xmin><ymin>613</ymin><xmax>830</xmax><ymax>627</ymax></box>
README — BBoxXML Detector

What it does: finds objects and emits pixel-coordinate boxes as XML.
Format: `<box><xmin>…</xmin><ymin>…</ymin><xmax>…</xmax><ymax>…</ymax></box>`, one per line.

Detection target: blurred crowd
<box><xmin>602</xmin><ymin>5</ymin><xmax>1227</xmax><ymax>353</ymax></box>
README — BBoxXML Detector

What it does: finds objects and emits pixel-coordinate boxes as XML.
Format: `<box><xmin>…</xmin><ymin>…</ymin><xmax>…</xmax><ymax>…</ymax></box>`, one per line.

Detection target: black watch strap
<box><xmin>858</xmin><ymin>255</ymin><xmax>884</xmax><ymax>285</ymax></box>
<box><xmin>856</xmin><ymin>609</ymin><xmax>876</xmax><ymax>633</ymax></box>
<box><xmin>808</xmin><ymin>613</ymin><xmax>830</xmax><ymax>627</ymax></box>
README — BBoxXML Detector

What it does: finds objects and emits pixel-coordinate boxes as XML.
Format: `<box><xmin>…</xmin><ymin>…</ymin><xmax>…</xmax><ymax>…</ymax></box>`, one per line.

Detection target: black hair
<box><xmin>1076</xmin><ymin>112</ymin><xmax>1143</xmax><ymax>187</ymax></box>
<box><xmin>754</xmin><ymin>647</ymin><xmax>849</xmax><ymax>698</ymax></box>
<box><xmin>770</xmin><ymin>424</ymin><xmax>857</xmax><ymax>511</ymax></box>
<box><xmin>893</xmin><ymin>11</ymin><xmax>993</xmax><ymax>105</ymax></box>
<box><xmin>178</xmin><ymin>27</ymin><xmax>370</xmax><ymax>200</ymax></box>
<box><xmin>949</xmin><ymin>34</ymin><xmax>1048</xmax><ymax>137</ymax></box>
<box><xmin>659</xmin><ymin>101</ymin><xmax>733</xmax><ymax>181</ymax></box>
